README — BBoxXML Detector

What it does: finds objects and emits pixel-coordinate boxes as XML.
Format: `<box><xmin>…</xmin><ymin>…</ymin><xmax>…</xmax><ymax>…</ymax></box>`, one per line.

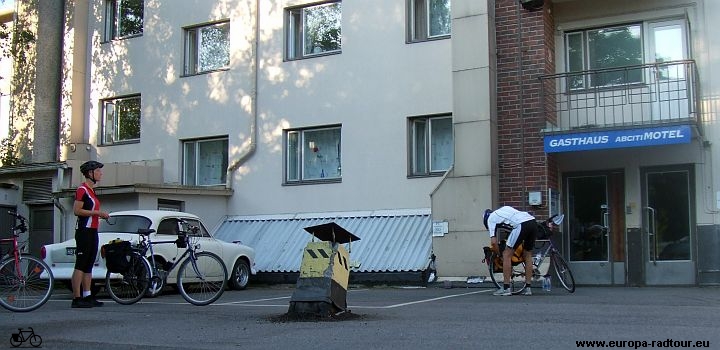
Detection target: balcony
<box><xmin>540</xmin><ymin>60</ymin><xmax>700</xmax><ymax>135</ymax></box>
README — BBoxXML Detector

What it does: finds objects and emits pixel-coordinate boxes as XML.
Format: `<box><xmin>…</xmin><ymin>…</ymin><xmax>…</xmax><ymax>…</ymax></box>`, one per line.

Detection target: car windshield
<box><xmin>99</xmin><ymin>215</ymin><xmax>152</xmax><ymax>233</ymax></box>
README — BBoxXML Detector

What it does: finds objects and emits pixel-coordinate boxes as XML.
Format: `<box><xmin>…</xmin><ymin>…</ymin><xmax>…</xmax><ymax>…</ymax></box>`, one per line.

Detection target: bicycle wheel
<box><xmin>177</xmin><ymin>252</ymin><xmax>227</xmax><ymax>306</ymax></box>
<box><xmin>106</xmin><ymin>254</ymin><xmax>151</xmax><ymax>305</ymax></box>
<box><xmin>0</xmin><ymin>255</ymin><xmax>54</xmax><ymax>312</ymax></box>
<box><xmin>29</xmin><ymin>335</ymin><xmax>42</xmax><ymax>347</ymax></box>
<box><xmin>551</xmin><ymin>253</ymin><xmax>576</xmax><ymax>293</ymax></box>
<box><xmin>488</xmin><ymin>254</ymin><xmax>526</xmax><ymax>295</ymax></box>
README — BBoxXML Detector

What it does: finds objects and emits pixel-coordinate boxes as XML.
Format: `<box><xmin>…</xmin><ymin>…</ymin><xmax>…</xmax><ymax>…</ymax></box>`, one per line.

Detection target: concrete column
<box><xmin>58</xmin><ymin>0</ymin><xmax>92</xmax><ymax>161</ymax></box>
<box><xmin>32</xmin><ymin>0</ymin><xmax>64</xmax><ymax>162</ymax></box>
<box><xmin>430</xmin><ymin>0</ymin><xmax>497</xmax><ymax>278</ymax></box>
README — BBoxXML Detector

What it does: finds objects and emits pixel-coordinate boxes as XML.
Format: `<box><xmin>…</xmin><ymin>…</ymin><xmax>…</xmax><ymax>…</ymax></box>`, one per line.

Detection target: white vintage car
<box><xmin>41</xmin><ymin>210</ymin><xmax>256</xmax><ymax>296</ymax></box>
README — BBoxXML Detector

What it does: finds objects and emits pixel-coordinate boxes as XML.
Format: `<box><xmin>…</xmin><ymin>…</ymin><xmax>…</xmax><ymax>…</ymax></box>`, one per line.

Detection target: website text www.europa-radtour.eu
<box><xmin>575</xmin><ymin>339</ymin><xmax>710</xmax><ymax>348</ymax></box>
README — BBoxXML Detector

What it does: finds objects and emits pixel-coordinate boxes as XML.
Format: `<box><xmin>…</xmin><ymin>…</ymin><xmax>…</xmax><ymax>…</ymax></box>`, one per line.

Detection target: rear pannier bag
<box><xmin>102</xmin><ymin>240</ymin><xmax>132</xmax><ymax>273</ymax></box>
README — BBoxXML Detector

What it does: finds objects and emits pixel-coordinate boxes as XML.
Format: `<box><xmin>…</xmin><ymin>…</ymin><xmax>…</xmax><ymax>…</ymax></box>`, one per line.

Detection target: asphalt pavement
<box><xmin>1</xmin><ymin>284</ymin><xmax>719</xmax><ymax>349</ymax></box>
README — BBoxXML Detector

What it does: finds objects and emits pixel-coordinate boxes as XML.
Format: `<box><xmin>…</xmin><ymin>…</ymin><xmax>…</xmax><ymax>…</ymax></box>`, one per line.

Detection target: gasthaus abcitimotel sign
<box><xmin>544</xmin><ymin>125</ymin><xmax>691</xmax><ymax>153</ymax></box>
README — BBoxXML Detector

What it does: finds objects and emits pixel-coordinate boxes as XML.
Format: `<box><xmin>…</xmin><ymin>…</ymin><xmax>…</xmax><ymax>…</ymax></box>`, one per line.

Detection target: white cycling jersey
<box><xmin>487</xmin><ymin>206</ymin><xmax>535</xmax><ymax>247</ymax></box>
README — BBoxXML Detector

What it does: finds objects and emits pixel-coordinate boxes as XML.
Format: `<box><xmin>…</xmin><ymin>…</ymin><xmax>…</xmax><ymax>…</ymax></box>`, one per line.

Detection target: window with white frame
<box><xmin>409</xmin><ymin>115</ymin><xmax>453</xmax><ymax>176</ymax></box>
<box><xmin>285</xmin><ymin>126</ymin><xmax>341</xmax><ymax>183</ymax></box>
<box><xmin>286</xmin><ymin>1</ymin><xmax>341</xmax><ymax>60</ymax></box>
<box><xmin>183</xmin><ymin>137</ymin><xmax>228</xmax><ymax>186</ymax></box>
<box><xmin>408</xmin><ymin>0</ymin><xmax>451</xmax><ymax>42</ymax></box>
<box><xmin>104</xmin><ymin>0</ymin><xmax>143</xmax><ymax>41</ymax></box>
<box><xmin>184</xmin><ymin>21</ymin><xmax>230</xmax><ymax>75</ymax></box>
<box><xmin>102</xmin><ymin>95</ymin><xmax>141</xmax><ymax>145</ymax></box>
<box><xmin>566</xmin><ymin>23</ymin><xmax>643</xmax><ymax>89</ymax></box>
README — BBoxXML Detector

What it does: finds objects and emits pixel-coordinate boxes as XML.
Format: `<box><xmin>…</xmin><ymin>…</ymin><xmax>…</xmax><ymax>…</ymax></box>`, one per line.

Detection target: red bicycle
<box><xmin>0</xmin><ymin>211</ymin><xmax>54</xmax><ymax>312</ymax></box>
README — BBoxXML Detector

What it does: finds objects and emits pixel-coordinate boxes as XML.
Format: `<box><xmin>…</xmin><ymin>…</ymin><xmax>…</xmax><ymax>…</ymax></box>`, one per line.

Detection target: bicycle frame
<box><xmin>1</xmin><ymin>215</ymin><xmax>28</xmax><ymax>285</ymax></box>
<box><xmin>136</xmin><ymin>220</ymin><xmax>206</xmax><ymax>288</ymax></box>
<box><xmin>141</xmin><ymin>233</ymin><xmax>197</xmax><ymax>280</ymax></box>
<box><xmin>530</xmin><ymin>239</ymin><xmax>556</xmax><ymax>279</ymax></box>
<box><xmin>12</xmin><ymin>327</ymin><xmax>35</xmax><ymax>341</ymax></box>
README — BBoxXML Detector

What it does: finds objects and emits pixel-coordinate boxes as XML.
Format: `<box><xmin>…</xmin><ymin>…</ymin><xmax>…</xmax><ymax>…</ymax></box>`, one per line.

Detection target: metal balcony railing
<box><xmin>540</xmin><ymin>60</ymin><xmax>700</xmax><ymax>134</ymax></box>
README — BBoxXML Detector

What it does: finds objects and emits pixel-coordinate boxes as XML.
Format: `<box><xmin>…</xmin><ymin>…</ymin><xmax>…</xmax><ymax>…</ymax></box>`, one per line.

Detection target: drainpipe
<box><xmin>225</xmin><ymin>0</ymin><xmax>260</xmax><ymax>190</ymax></box>
<box><xmin>53</xmin><ymin>197</ymin><xmax>66</xmax><ymax>241</ymax></box>
<box><xmin>53</xmin><ymin>166</ymin><xmax>68</xmax><ymax>241</ymax></box>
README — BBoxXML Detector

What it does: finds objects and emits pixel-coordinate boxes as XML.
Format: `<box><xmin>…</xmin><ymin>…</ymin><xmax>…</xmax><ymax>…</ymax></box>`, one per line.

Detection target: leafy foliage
<box><xmin>0</xmin><ymin>2</ymin><xmax>37</xmax><ymax>167</ymax></box>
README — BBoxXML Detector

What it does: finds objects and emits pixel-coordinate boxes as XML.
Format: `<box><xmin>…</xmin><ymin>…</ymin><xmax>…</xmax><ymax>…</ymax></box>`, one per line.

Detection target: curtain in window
<box><xmin>430</xmin><ymin>118</ymin><xmax>452</xmax><ymax>171</ymax></box>
<box><xmin>197</xmin><ymin>139</ymin><xmax>228</xmax><ymax>185</ymax></box>
<box><xmin>303</xmin><ymin>128</ymin><xmax>341</xmax><ymax>180</ymax></box>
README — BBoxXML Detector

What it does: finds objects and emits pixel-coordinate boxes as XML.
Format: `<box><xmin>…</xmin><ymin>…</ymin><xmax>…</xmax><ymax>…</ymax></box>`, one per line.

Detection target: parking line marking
<box><xmin>216</xmin><ymin>296</ymin><xmax>292</xmax><ymax>305</ymax></box>
<box><xmin>351</xmin><ymin>289</ymin><xmax>492</xmax><ymax>309</ymax></box>
<box><xmin>214</xmin><ymin>289</ymin><xmax>491</xmax><ymax>309</ymax></box>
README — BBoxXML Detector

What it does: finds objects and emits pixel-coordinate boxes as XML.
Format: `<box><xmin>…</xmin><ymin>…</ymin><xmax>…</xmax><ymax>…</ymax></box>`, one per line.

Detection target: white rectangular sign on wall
<box><xmin>432</xmin><ymin>221</ymin><xmax>448</xmax><ymax>237</ymax></box>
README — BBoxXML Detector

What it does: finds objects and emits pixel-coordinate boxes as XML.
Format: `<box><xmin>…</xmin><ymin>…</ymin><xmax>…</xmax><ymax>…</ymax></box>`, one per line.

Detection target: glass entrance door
<box><xmin>642</xmin><ymin>165</ymin><xmax>695</xmax><ymax>285</ymax></box>
<box><xmin>566</xmin><ymin>175</ymin><xmax>611</xmax><ymax>284</ymax></box>
<box><xmin>565</xmin><ymin>171</ymin><xmax>625</xmax><ymax>285</ymax></box>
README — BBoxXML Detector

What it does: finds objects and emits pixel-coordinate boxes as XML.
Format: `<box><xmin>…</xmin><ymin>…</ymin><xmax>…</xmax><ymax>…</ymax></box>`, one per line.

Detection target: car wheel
<box><xmin>229</xmin><ymin>259</ymin><xmax>250</xmax><ymax>290</ymax></box>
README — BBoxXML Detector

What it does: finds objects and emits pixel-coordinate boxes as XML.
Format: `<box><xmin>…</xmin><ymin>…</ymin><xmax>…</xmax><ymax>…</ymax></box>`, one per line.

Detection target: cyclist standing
<box><xmin>483</xmin><ymin>206</ymin><xmax>538</xmax><ymax>296</ymax></box>
<box><xmin>71</xmin><ymin>160</ymin><xmax>110</xmax><ymax>308</ymax></box>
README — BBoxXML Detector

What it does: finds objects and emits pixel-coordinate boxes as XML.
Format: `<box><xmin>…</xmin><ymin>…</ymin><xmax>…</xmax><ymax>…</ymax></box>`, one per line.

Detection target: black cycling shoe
<box><xmin>87</xmin><ymin>296</ymin><xmax>104</xmax><ymax>307</ymax></box>
<box><xmin>71</xmin><ymin>297</ymin><xmax>92</xmax><ymax>308</ymax></box>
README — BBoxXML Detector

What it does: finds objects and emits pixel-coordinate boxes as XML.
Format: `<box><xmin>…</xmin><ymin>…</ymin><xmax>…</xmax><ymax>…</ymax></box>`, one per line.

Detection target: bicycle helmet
<box><xmin>79</xmin><ymin>160</ymin><xmax>104</xmax><ymax>183</ymax></box>
<box><xmin>483</xmin><ymin>209</ymin><xmax>492</xmax><ymax>230</ymax></box>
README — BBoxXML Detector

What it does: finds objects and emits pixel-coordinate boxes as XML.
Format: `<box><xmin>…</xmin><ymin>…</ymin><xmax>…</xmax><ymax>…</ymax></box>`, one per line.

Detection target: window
<box><xmin>285</xmin><ymin>126</ymin><xmax>341</xmax><ymax>183</ymax></box>
<box><xmin>99</xmin><ymin>215</ymin><xmax>151</xmax><ymax>233</ymax></box>
<box><xmin>408</xmin><ymin>0</ymin><xmax>451</xmax><ymax>42</ymax></box>
<box><xmin>409</xmin><ymin>115</ymin><xmax>453</xmax><ymax>176</ymax></box>
<box><xmin>566</xmin><ymin>24</ymin><xmax>643</xmax><ymax>89</ymax></box>
<box><xmin>184</xmin><ymin>21</ymin><xmax>230</xmax><ymax>75</ymax></box>
<box><xmin>157</xmin><ymin>218</ymin><xmax>209</xmax><ymax>238</ymax></box>
<box><xmin>157</xmin><ymin>199</ymin><xmax>183</xmax><ymax>212</ymax></box>
<box><xmin>102</xmin><ymin>95</ymin><xmax>141</xmax><ymax>145</ymax></box>
<box><xmin>183</xmin><ymin>137</ymin><xmax>228</xmax><ymax>186</ymax></box>
<box><xmin>286</xmin><ymin>1</ymin><xmax>341</xmax><ymax>60</ymax></box>
<box><xmin>104</xmin><ymin>0</ymin><xmax>143</xmax><ymax>41</ymax></box>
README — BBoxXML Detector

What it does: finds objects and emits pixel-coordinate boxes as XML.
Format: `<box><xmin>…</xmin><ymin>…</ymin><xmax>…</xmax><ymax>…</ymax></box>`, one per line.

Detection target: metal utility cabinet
<box><xmin>288</xmin><ymin>222</ymin><xmax>360</xmax><ymax>316</ymax></box>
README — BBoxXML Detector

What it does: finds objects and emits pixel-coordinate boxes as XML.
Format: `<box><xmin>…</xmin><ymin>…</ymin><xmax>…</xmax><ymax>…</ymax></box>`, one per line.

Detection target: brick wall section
<box><xmin>495</xmin><ymin>0</ymin><xmax>556</xmax><ymax>218</ymax></box>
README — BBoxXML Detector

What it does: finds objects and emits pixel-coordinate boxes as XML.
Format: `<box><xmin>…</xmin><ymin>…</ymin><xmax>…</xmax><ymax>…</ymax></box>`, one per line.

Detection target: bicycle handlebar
<box><xmin>7</xmin><ymin>211</ymin><xmax>27</xmax><ymax>234</ymax></box>
<box><xmin>178</xmin><ymin>219</ymin><xmax>200</xmax><ymax>234</ymax></box>
<box><xmin>8</xmin><ymin>211</ymin><xmax>26</xmax><ymax>221</ymax></box>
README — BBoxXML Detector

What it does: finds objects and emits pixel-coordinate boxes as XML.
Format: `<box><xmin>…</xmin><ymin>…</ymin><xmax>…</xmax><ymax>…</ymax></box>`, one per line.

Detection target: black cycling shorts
<box><xmin>74</xmin><ymin>227</ymin><xmax>99</xmax><ymax>273</ymax></box>
<box><xmin>506</xmin><ymin>220</ymin><xmax>537</xmax><ymax>252</ymax></box>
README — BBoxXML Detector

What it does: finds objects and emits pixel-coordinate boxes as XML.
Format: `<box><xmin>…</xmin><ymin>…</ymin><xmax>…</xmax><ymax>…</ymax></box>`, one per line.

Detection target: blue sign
<box><xmin>544</xmin><ymin>125</ymin><xmax>691</xmax><ymax>153</ymax></box>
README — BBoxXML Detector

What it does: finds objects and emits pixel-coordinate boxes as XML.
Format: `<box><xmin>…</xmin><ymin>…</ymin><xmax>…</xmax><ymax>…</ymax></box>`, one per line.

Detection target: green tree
<box><xmin>0</xmin><ymin>1</ymin><xmax>36</xmax><ymax>167</ymax></box>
